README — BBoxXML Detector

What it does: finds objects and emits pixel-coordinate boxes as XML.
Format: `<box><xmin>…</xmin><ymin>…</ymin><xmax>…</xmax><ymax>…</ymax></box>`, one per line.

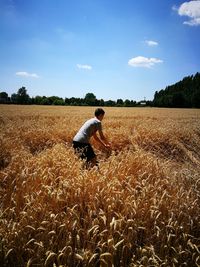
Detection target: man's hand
<box><xmin>104</xmin><ymin>143</ymin><xmax>111</xmax><ymax>149</ymax></box>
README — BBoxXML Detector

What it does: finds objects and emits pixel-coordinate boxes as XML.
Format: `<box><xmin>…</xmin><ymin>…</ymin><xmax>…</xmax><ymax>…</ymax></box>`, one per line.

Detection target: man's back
<box><xmin>73</xmin><ymin>117</ymin><xmax>102</xmax><ymax>144</ymax></box>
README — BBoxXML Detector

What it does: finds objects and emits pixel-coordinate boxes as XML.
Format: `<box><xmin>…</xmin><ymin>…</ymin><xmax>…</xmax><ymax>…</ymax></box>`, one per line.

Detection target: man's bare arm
<box><xmin>93</xmin><ymin>132</ymin><xmax>111</xmax><ymax>148</ymax></box>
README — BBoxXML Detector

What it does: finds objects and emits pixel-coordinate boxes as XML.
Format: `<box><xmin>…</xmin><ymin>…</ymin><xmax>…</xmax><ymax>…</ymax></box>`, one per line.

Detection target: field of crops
<box><xmin>0</xmin><ymin>105</ymin><xmax>200</xmax><ymax>267</ymax></box>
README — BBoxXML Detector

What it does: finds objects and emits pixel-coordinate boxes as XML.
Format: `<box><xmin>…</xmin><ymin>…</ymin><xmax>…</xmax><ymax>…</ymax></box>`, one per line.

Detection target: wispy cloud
<box><xmin>1</xmin><ymin>0</ymin><xmax>18</xmax><ymax>25</ymax></box>
<box><xmin>175</xmin><ymin>0</ymin><xmax>200</xmax><ymax>26</ymax></box>
<box><xmin>55</xmin><ymin>28</ymin><xmax>75</xmax><ymax>41</ymax></box>
<box><xmin>128</xmin><ymin>56</ymin><xmax>163</xmax><ymax>68</ymax></box>
<box><xmin>16</xmin><ymin>71</ymin><xmax>39</xmax><ymax>78</ymax></box>
<box><xmin>145</xmin><ymin>40</ymin><xmax>158</xmax><ymax>46</ymax></box>
<box><xmin>5</xmin><ymin>0</ymin><xmax>15</xmax><ymax>13</ymax></box>
<box><xmin>77</xmin><ymin>64</ymin><xmax>92</xmax><ymax>70</ymax></box>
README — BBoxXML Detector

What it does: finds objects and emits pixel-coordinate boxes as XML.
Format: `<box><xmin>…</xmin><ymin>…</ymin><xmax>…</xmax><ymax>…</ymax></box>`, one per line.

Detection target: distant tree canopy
<box><xmin>153</xmin><ymin>72</ymin><xmax>200</xmax><ymax>108</ymax></box>
<box><xmin>17</xmin><ymin>87</ymin><xmax>30</xmax><ymax>104</ymax></box>
<box><xmin>2</xmin><ymin>73</ymin><xmax>200</xmax><ymax>108</ymax></box>
<box><xmin>0</xmin><ymin>92</ymin><xmax>9</xmax><ymax>103</ymax></box>
<box><xmin>84</xmin><ymin>93</ymin><xmax>97</xmax><ymax>106</ymax></box>
<box><xmin>0</xmin><ymin>88</ymin><xmax>145</xmax><ymax>107</ymax></box>
<box><xmin>9</xmin><ymin>87</ymin><xmax>31</xmax><ymax>104</ymax></box>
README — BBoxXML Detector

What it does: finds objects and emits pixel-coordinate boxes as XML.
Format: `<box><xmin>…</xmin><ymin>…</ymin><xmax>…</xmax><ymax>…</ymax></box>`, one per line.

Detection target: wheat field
<box><xmin>0</xmin><ymin>105</ymin><xmax>200</xmax><ymax>267</ymax></box>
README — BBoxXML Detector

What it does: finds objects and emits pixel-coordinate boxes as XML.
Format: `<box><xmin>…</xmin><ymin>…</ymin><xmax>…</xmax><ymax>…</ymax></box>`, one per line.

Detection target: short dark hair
<box><xmin>95</xmin><ymin>108</ymin><xmax>105</xmax><ymax>117</ymax></box>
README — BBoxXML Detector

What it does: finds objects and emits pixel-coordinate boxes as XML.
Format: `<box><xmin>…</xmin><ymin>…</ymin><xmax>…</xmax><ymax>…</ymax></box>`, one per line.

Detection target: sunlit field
<box><xmin>0</xmin><ymin>105</ymin><xmax>200</xmax><ymax>267</ymax></box>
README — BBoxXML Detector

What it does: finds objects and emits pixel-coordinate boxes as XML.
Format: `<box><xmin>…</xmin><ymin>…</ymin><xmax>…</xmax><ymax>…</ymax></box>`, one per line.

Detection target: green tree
<box><xmin>69</xmin><ymin>97</ymin><xmax>78</xmax><ymax>106</ymax></box>
<box><xmin>0</xmin><ymin>92</ymin><xmax>9</xmax><ymax>103</ymax></box>
<box><xmin>84</xmin><ymin>93</ymin><xmax>97</xmax><ymax>106</ymax></box>
<box><xmin>99</xmin><ymin>99</ymin><xmax>105</xmax><ymax>106</ymax></box>
<box><xmin>47</xmin><ymin>96</ymin><xmax>62</xmax><ymax>105</ymax></box>
<box><xmin>34</xmin><ymin>96</ymin><xmax>43</xmax><ymax>105</ymax></box>
<box><xmin>11</xmin><ymin>93</ymin><xmax>18</xmax><ymax>104</ymax></box>
<box><xmin>40</xmin><ymin>97</ymin><xmax>50</xmax><ymax>105</ymax></box>
<box><xmin>130</xmin><ymin>100</ymin><xmax>137</xmax><ymax>107</ymax></box>
<box><xmin>65</xmin><ymin>97</ymin><xmax>70</xmax><ymax>105</ymax></box>
<box><xmin>192</xmin><ymin>90</ymin><xmax>200</xmax><ymax>108</ymax></box>
<box><xmin>105</xmin><ymin>100</ymin><xmax>116</xmax><ymax>106</ymax></box>
<box><xmin>153</xmin><ymin>72</ymin><xmax>200</xmax><ymax>108</ymax></box>
<box><xmin>124</xmin><ymin>99</ymin><xmax>131</xmax><ymax>107</ymax></box>
<box><xmin>53</xmin><ymin>99</ymin><xmax>65</xmax><ymax>105</ymax></box>
<box><xmin>117</xmin><ymin>99</ymin><xmax>124</xmax><ymax>106</ymax></box>
<box><xmin>16</xmin><ymin>87</ymin><xmax>30</xmax><ymax>104</ymax></box>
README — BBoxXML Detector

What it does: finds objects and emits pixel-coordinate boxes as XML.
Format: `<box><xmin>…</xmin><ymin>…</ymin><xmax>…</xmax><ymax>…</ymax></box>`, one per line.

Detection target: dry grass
<box><xmin>0</xmin><ymin>105</ymin><xmax>200</xmax><ymax>267</ymax></box>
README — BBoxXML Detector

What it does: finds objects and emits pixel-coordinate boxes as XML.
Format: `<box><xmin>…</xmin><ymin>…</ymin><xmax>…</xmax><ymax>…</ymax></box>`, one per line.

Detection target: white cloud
<box><xmin>176</xmin><ymin>0</ymin><xmax>200</xmax><ymax>26</ymax></box>
<box><xmin>128</xmin><ymin>56</ymin><xmax>163</xmax><ymax>68</ymax></box>
<box><xmin>77</xmin><ymin>64</ymin><xmax>92</xmax><ymax>70</ymax></box>
<box><xmin>16</xmin><ymin>71</ymin><xmax>39</xmax><ymax>78</ymax></box>
<box><xmin>145</xmin><ymin>40</ymin><xmax>158</xmax><ymax>46</ymax></box>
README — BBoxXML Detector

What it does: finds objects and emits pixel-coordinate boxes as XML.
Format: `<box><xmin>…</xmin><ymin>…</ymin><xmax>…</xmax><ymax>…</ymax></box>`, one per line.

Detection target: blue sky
<box><xmin>0</xmin><ymin>0</ymin><xmax>200</xmax><ymax>101</ymax></box>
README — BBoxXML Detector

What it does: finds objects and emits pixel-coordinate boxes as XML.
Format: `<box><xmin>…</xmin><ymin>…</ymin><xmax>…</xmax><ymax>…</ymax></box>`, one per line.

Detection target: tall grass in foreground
<box><xmin>0</xmin><ymin>105</ymin><xmax>200</xmax><ymax>266</ymax></box>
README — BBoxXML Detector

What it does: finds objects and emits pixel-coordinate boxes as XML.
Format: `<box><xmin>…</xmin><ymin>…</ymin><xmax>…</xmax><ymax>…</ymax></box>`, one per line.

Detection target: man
<box><xmin>73</xmin><ymin>108</ymin><xmax>111</xmax><ymax>168</ymax></box>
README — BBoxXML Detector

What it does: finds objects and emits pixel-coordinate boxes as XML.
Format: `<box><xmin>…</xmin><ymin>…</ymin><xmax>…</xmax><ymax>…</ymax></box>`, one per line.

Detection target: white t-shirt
<box><xmin>73</xmin><ymin>117</ymin><xmax>102</xmax><ymax>144</ymax></box>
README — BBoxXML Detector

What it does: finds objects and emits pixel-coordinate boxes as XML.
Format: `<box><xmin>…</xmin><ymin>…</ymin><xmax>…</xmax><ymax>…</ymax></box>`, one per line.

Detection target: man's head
<box><xmin>95</xmin><ymin>108</ymin><xmax>105</xmax><ymax>121</ymax></box>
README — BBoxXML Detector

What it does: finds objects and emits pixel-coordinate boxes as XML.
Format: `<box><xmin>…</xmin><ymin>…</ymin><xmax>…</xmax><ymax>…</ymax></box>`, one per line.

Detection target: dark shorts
<box><xmin>73</xmin><ymin>141</ymin><xmax>96</xmax><ymax>162</ymax></box>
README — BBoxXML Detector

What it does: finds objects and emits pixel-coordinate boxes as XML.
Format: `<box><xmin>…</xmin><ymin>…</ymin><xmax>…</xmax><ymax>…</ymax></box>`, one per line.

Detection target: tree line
<box><xmin>153</xmin><ymin>72</ymin><xmax>200</xmax><ymax>108</ymax></box>
<box><xmin>0</xmin><ymin>89</ymin><xmax>150</xmax><ymax>107</ymax></box>
<box><xmin>1</xmin><ymin>72</ymin><xmax>200</xmax><ymax>108</ymax></box>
